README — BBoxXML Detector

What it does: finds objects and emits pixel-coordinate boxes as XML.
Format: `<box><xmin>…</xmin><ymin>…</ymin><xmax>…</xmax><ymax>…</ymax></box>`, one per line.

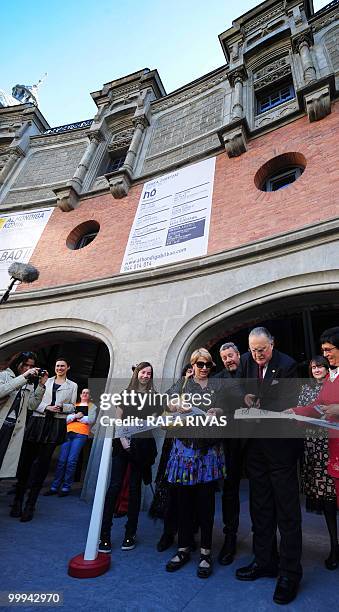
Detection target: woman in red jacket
<box><xmin>288</xmin><ymin>327</ymin><xmax>339</xmax><ymax>569</ymax></box>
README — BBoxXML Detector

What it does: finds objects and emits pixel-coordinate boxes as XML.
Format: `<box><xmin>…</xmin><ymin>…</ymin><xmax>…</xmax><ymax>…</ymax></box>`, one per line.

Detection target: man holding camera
<box><xmin>0</xmin><ymin>351</ymin><xmax>48</xmax><ymax>478</ymax></box>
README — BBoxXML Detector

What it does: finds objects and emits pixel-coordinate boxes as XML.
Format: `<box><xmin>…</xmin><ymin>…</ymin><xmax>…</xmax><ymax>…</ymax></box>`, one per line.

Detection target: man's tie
<box><xmin>258</xmin><ymin>364</ymin><xmax>264</xmax><ymax>382</ymax></box>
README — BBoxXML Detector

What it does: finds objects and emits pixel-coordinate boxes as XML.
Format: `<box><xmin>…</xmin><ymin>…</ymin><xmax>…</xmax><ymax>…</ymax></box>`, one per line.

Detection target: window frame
<box><xmin>263</xmin><ymin>166</ymin><xmax>304</xmax><ymax>192</ymax></box>
<box><xmin>74</xmin><ymin>231</ymin><xmax>98</xmax><ymax>250</ymax></box>
<box><xmin>256</xmin><ymin>82</ymin><xmax>295</xmax><ymax>115</ymax></box>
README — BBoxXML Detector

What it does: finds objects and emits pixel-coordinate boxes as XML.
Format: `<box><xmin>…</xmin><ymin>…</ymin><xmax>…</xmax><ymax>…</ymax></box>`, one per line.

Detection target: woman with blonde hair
<box><xmin>165</xmin><ymin>348</ymin><xmax>225</xmax><ymax>578</ymax></box>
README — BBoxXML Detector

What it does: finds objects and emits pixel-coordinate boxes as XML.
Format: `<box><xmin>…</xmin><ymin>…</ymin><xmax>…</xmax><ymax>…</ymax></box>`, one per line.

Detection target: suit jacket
<box><xmin>32</xmin><ymin>376</ymin><xmax>78</xmax><ymax>416</ymax></box>
<box><xmin>239</xmin><ymin>349</ymin><xmax>298</xmax><ymax>413</ymax></box>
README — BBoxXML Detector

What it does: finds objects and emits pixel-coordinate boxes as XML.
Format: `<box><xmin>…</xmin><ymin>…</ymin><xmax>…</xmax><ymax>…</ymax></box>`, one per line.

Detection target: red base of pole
<box><xmin>68</xmin><ymin>553</ymin><xmax>111</xmax><ymax>578</ymax></box>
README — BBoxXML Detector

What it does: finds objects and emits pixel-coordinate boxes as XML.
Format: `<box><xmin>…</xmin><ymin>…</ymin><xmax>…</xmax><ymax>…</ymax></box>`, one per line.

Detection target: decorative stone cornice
<box><xmin>304</xmin><ymin>84</ymin><xmax>332</xmax><ymax>122</ymax></box>
<box><xmin>132</xmin><ymin>115</ymin><xmax>149</xmax><ymax>130</ymax></box>
<box><xmin>108</xmin><ymin>128</ymin><xmax>134</xmax><ymax>152</ymax></box>
<box><xmin>218</xmin><ymin>119</ymin><xmax>248</xmax><ymax>158</ymax></box>
<box><xmin>53</xmin><ymin>184</ymin><xmax>80</xmax><ymax>212</ymax></box>
<box><xmin>292</xmin><ymin>30</ymin><xmax>314</xmax><ymax>54</ymax></box>
<box><xmin>228</xmin><ymin>67</ymin><xmax>247</xmax><ymax>87</ymax></box>
<box><xmin>296</xmin><ymin>74</ymin><xmax>335</xmax><ymax>122</ymax></box>
<box><xmin>105</xmin><ymin>167</ymin><xmax>132</xmax><ymax>199</ymax></box>
<box><xmin>88</xmin><ymin>130</ymin><xmax>104</xmax><ymax>144</ymax></box>
<box><xmin>151</xmin><ymin>69</ymin><xmax>227</xmax><ymax>114</ymax></box>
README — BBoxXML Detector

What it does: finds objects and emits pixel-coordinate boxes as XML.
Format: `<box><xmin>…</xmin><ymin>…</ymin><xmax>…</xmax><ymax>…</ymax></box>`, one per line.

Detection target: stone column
<box><xmin>71</xmin><ymin>131</ymin><xmax>102</xmax><ymax>189</ymax></box>
<box><xmin>123</xmin><ymin>115</ymin><xmax>149</xmax><ymax>173</ymax></box>
<box><xmin>231</xmin><ymin>73</ymin><xmax>244</xmax><ymax>120</ymax></box>
<box><xmin>293</xmin><ymin>33</ymin><xmax>316</xmax><ymax>84</ymax></box>
<box><xmin>0</xmin><ymin>148</ymin><xmax>23</xmax><ymax>186</ymax></box>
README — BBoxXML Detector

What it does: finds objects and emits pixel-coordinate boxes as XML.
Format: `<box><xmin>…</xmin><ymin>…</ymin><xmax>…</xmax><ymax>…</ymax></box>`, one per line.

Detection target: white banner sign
<box><xmin>121</xmin><ymin>157</ymin><xmax>216</xmax><ymax>273</ymax></box>
<box><xmin>0</xmin><ymin>207</ymin><xmax>53</xmax><ymax>290</ymax></box>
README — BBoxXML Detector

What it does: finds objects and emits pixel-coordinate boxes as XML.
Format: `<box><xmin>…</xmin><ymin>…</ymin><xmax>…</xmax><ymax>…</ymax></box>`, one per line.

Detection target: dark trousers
<box><xmin>101</xmin><ymin>449</ymin><xmax>143</xmax><ymax>537</ymax></box>
<box><xmin>16</xmin><ymin>441</ymin><xmax>57</xmax><ymax>505</ymax></box>
<box><xmin>163</xmin><ymin>484</ymin><xmax>179</xmax><ymax>536</ymax></box>
<box><xmin>246</xmin><ymin>438</ymin><xmax>302</xmax><ymax>580</ymax></box>
<box><xmin>222</xmin><ymin>438</ymin><xmax>244</xmax><ymax>535</ymax></box>
<box><xmin>176</xmin><ymin>482</ymin><xmax>215</xmax><ymax>549</ymax></box>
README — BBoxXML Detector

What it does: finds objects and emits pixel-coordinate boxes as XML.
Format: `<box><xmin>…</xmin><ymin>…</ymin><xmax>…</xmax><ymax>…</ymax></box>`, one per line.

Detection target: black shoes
<box><xmin>218</xmin><ymin>534</ymin><xmax>237</xmax><ymax>565</ymax></box>
<box><xmin>166</xmin><ymin>549</ymin><xmax>191</xmax><ymax>572</ymax></box>
<box><xmin>236</xmin><ymin>560</ymin><xmax>278</xmax><ymax>581</ymax></box>
<box><xmin>325</xmin><ymin>545</ymin><xmax>339</xmax><ymax>570</ymax></box>
<box><xmin>98</xmin><ymin>533</ymin><xmax>112</xmax><ymax>553</ymax></box>
<box><xmin>43</xmin><ymin>489</ymin><xmax>58</xmax><ymax>496</ymax></box>
<box><xmin>157</xmin><ymin>533</ymin><xmax>174</xmax><ymax>552</ymax></box>
<box><xmin>273</xmin><ymin>576</ymin><xmax>299</xmax><ymax>605</ymax></box>
<box><xmin>197</xmin><ymin>553</ymin><xmax>213</xmax><ymax>579</ymax></box>
<box><xmin>121</xmin><ymin>535</ymin><xmax>136</xmax><ymax>550</ymax></box>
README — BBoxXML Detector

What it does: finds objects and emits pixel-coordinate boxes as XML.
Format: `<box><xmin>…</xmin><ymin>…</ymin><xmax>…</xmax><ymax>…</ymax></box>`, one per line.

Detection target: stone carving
<box><xmin>254</xmin><ymin>100</ymin><xmax>298</xmax><ymax>128</ymax></box>
<box><xmin>243</xmin><ymin>6</ymin><xmax>283</xmax><ymax>33</ymax></box>
<box><xmin>152</xmin><ymin>72</ymin><xmax>227</xmax><ymax>113</ymax></box>
<box><xmin>53</xmin><ymin>184</ymin><xmax>80</xmax><ymax>212</ymax></box>
<box><xmin>292</xmin><ymin>31</ymin><xmax>314</xmax><ymax>54</ymax></box>
<box><xmin>219</xmin><ymin>122</ymin><xmax>247</xmax><ymax>158</ymax></box>
<box><xmin>108</xmin><ymin>128</ymin><xmax>134</xmax><ymax>151</ymax></box>
<box><xmin>304</xmin><ymin>85</ymin><xmax>331</xmax><ymax>122</ymax></box>
<box><xmin>106</xmin><ymin>168</ymin><xmax>131</xmax><ymax>199</ymax></box>
<box><xmin>253</xmin><ymin>58</ymin><xmax>291</xmax><ymax>90</ymax></box>
<box><xmin>0</xmin><ymin>152</ymin><xmax>11</xmax><ymax>171</ymax></box>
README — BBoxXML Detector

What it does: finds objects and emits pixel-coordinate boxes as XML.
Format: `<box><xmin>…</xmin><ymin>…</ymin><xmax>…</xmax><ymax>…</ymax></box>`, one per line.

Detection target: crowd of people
<box><xmin>0</xmin><ymin>325</ymin><xmax>339</xmax><ymax>605</ymax></box>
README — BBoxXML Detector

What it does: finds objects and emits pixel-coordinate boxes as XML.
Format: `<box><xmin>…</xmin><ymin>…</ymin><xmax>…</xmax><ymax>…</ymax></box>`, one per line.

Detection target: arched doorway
<box><xmin>176</xmin><ymin>289</ymin><xmax>339</xmax><ymax>377</ymax></box>
<box><xmin>0</xmin><ymin>326</ymin><xmax>111</xmax><ymax>493</ymax></box>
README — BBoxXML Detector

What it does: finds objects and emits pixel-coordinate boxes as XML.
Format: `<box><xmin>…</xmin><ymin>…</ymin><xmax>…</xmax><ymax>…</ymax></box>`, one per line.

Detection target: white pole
<box><xmin>83</xmin><ymin>425</ymin><xmax>113</xmax><ymax>561</ymax></box>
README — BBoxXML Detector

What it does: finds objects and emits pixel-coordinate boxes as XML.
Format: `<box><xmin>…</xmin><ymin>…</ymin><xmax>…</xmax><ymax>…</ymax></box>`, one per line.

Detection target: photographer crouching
<box><xmin>0</xmin><ymin>351</ymin><xmax>48</xmax><ymax>479</ymax></box>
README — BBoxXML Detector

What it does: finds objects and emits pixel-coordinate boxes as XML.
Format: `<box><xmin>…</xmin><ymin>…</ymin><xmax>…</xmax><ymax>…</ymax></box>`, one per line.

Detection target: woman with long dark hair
<box><xmin>0</xmin><ymin>351</ymin><xmax>47</xmax><ymax>477</ymax></box>
<box><xmin>11</xmin><ymin>357</ymin><xmax>77</xmax><ymax>522</ymax></box>
<box><xmin>98</xmin><ymin>362</ymin><xmax>159</xmax><ymax>553</ymax></box>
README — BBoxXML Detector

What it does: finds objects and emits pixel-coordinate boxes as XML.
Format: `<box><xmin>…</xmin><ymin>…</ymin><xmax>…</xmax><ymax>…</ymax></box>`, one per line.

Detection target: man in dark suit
<box><xmin>235</xmin><ymin>327</ymin><xmax>302</xmax><ymax>606</ymax></box>
<box><xmin>214</xmin><ymin>343</ymin><xmax>245</xmax><ymax>566</ymax></box>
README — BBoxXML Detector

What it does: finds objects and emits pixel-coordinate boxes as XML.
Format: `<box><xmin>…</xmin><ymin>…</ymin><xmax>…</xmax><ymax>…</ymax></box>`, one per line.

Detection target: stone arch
<box><xmin>0</xmin><ymin>317</ymin><xmax>114</xmax><ymax>381</ymax></box>
<box><xmin>162</xmin><ymin>270</ymin><xmax>339</xmax><ymax>382</ymax></box>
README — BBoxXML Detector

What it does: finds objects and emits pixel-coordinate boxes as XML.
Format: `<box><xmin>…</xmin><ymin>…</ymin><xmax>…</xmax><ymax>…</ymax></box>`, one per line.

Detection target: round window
<box><xmin>66</xmin><ymin>220</ymin><xmax>100</xmax><ymax>250</ymax></box>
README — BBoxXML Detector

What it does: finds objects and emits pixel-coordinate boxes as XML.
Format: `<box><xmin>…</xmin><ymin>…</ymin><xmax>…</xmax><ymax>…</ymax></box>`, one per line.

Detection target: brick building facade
<box><xmin>0</xmin><ymin>0</ymin><xmax>338</xmax><ymax>387</ymax></box>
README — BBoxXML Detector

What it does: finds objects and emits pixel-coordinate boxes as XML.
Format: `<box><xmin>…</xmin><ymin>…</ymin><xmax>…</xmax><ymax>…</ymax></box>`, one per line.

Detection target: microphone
<box><xmin>0</xmin><ymin>262</ymin><xmax>40</xmax><ymax>304</ymax></box>
<box><xmin>8</xmin><ymin>262</ymin><xmax>39</xmax><ymax>283</ymax></box>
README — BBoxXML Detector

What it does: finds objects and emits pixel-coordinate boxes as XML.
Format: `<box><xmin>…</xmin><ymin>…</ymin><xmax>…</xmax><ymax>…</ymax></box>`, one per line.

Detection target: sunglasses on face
<box><xmin>195</xmin><ymin>361</ymin><xmax>213</xmax><ymax>369</ymax></box>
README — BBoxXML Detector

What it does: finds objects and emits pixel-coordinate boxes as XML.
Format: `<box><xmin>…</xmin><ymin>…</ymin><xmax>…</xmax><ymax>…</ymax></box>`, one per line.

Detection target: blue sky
<box><xmin>2</xmin><ymin>0</ymin><xmax>328</xmax><ymax>127</ymax></box>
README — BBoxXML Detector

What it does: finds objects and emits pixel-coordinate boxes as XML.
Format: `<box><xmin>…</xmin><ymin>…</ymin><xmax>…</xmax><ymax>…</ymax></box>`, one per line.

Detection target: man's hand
<box><xmin>322</xmin><ymin>404</ymin><xmax>339</xmax><ymax>418</ymax></box>
<box><xmin>244</xmin><ymin>394</ymin><xmax>260</xmax><ymax>408</ymax></box>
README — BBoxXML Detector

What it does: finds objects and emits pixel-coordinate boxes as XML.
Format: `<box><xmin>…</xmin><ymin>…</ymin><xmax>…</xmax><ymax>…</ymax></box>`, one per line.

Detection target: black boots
<box><xmin>10</xmin><ymin>498</ymin><xmax>23</xmax><ymax>518</ymax></box>
<box><xmin>218</xmin><ymin>533</ymin><xmax>237</xmax><ymax>565</ymax></box>
<box><xmin>10</xmin><ymin>486</ymin><xmax>40</xmax><ymax>522</ymax></box>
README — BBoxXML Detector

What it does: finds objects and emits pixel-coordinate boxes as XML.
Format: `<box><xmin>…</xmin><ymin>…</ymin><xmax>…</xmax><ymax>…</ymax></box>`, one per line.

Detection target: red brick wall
<box><xmin>20</xmin><ymin>104</ymin><xmax>339</xmax><ymax>291</ymax></box>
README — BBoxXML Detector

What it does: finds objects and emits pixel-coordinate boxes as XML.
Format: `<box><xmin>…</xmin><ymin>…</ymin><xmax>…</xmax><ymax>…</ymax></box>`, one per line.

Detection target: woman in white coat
<box><xmin>11</xmin><ymin>357</ymin><xmax>77</xmax><ymax>522</ymax></box>
<box><xmin>0</xmin><ymin>351</ymin><xmax>47</xmax><ymax>478</ymax></box>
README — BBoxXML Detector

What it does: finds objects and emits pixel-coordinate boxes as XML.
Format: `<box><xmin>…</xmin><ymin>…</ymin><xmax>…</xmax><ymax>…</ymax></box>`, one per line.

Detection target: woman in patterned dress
<box><xmin>165</xmin><ymin>348</ymin><xmax>225</xmax><ymax>578</ymax></box>
<box><xmin>297</xmin><ymin>355</ymin><xmax>338</xmax><ymax>570</ymax></box>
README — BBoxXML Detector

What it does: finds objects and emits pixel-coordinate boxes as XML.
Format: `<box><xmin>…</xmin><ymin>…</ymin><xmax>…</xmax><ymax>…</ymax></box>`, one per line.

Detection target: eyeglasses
<box><xmin>249</xmin><ymin>345</ymin><xmax>271</xmax><ymax>355</ymax></box>
<box><xmin>195</xmin><ymin>361</ymin><xmax>213</xmax><ymax>369</ymax></box>
<box><xmin>322</xmin><ymin>346</ymin><xmax>336</xmax><ymax>355</ymax></box>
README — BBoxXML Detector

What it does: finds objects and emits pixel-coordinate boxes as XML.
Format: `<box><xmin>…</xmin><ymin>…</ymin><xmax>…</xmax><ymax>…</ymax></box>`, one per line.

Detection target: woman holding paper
<box><xmin>297</xmin><ymin>356</ymin><xmax>338</xmax><ymax>569</ymax></box>
<box><xmin>288</xmin><ymin>328</ymin><xmax>339</xmax><ymax>569</ymax></box>
<box><xmin>44</xmin><ymin>388</ymin><xmax>97</xmax><ymax>496</ymax></box>
<box><xmin>98</xmin><ymin>362</ymin><xmax>158</xmax><ymax>554</ymax></box>
<box><xmin>165</xmin><ymin>348</ymin><xmax>225</xmax><ymax>578</ymax></box>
